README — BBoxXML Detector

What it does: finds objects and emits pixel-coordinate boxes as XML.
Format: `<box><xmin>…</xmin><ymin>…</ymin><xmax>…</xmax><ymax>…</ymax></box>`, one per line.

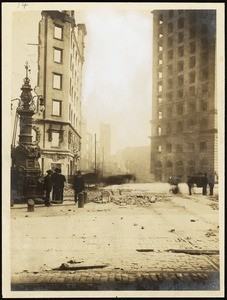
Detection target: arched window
<box><xmin>177</xmin><ymin>122</ymin><xmax>183</xmax><ymax>133</ymax></box>
<box><xmin>187</xmin><ymin>160</ymin><xmax>195</xmax><ymax>176</ymax></box>
<box><xmin>166</xmin><ymin>161</ymin><xmax>173</xmax><ymax>178</ymax></box>
<box><xmin>176</xmin><ymin>161</ymin><xmax>184</xmax><ymax>178</ymax></box>
<box><xmin>155</xmin><ymin>160</ymin><xmax>162</xmax><ymax>181</ymax></box>
<box><xmin>166</xmin><ymin>123</ymin><xmax>171</xmax><ymax>134</ymax></box>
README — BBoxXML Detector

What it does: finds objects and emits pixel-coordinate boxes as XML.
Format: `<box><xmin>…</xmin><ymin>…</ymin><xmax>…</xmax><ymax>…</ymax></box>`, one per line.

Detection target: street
<box><xmin>10</xmin><ymin>183</ymin><xmax>220</xmax><ymax>292</ymax></box>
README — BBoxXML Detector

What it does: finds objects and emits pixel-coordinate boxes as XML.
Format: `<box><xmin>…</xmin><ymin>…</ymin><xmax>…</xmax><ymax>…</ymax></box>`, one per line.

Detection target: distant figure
<box><xmin>73</xmin><ymin>171</ymin><xmax>85</xmax><ymax>203</ymax></box>
<box><xmin>208</xmin><ymin>174</ymin><xmax>215</xmax><ymax>196</ymax></box>
<box><xmin>187</xmin><ymin>176</ymin><xmax>194</xmax><ymax>195</ymax></box>
<box><xmin>202</xmin><ymin>173</ymin><xmax>208</xmax><ymax>195</ymax></box>
<box><xmin>44</xmin><ymin>170</ymin><xmax>53</xmax><ymax>206</ymax></box>
<box><xmin>55</xmin><ymin>168</ymin><xmax>66</xmax><ymax>203</ymax></box>
<box><xmin>51</xmin><ymin>168</ymin><xmax>59</xmax><ymax>201</ymax></box>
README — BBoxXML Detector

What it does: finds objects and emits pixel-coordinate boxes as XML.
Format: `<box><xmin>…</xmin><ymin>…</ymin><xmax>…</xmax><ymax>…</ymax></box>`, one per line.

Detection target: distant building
<box><xmin>150</xmin><ymin>10</ymin><xmax>217</xmax><ymax>182</ymax></box>
<box><xmin>80</xmin><ymin>117</ymin><xmax>94</xmax><ymax>172</ymax></box>
<box><xmin>35</xmin><ymin>10</ymin><xmax>86</xmax><ymax>178</ymax></box>
<box><xmin>100</xmin><ymin>123</ymin><xmax>111</xmax><ymax>172</ymax></box>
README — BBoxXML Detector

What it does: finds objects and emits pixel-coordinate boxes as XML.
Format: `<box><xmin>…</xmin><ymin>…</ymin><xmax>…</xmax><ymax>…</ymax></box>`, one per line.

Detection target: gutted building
<box><xmin>150</xmin><ymin>10</ymin><xmax>217</xmax><ymax>182</ymax></box>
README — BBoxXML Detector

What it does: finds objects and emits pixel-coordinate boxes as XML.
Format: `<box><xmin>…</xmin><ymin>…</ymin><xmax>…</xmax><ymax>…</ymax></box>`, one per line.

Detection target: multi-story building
<box><xmin>80</xmin><ymin>117</ymin><xmax>94</xmax><ymax>172</ymax></box>
<box><xmin>150</xmin><ymin>10</ymin><xmax>217</xmax><ymax>182</ymax></box>
<box><xmin>34</xmin><ymin>10</ymin><xmax>86</xmax><ymax>178</ymax></box>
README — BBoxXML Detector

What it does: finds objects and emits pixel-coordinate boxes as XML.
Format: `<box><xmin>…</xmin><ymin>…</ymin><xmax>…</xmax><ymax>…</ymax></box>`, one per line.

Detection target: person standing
<box><xmin>44</xmin><ymin>170</ymin><xmax>53</xmax><ymax>206</ymax></box>
<box><xmin>51</xmin><ymin>168</ymin><xmax>59</xmax><ymax>201</ymax></box>
<box><xmin>208</xmin><ymin>174</ymin><xmax>215</xmax><ymax>196</ymax></box>
<box><xmin>55</xmin><ymin>168</ymin><xmax>66</xmax><ymax>203</ymax></box>
<box><xmin>202</xmin><ymin>173</ymin><xmax>208</xmax><ymax>195</ymax></box>
<box><xmin>187</xmin><ymin>176</ymin><xmax>194</xmax><ymax>195</ymax></box>
<box><xmin>73</xmin><ymin>171</ymin><xmax>85</xmax><ymax>203</ymax></box>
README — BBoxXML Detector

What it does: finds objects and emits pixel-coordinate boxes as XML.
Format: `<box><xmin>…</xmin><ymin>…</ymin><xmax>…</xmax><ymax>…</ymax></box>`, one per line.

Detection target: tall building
<box><xmin>35</xmin><ymin>10</ymin><xmax>86</xmax><ymax>178</ymax></box>
<box><xmin>150</xmin><ymin>10</ymin><xmax>217</xmax><ymax>182</ymax></box>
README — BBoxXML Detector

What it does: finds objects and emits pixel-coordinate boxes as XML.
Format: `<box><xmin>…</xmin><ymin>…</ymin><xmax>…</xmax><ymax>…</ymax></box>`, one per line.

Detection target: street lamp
<box><xmin>11</xmin><ymin>62</ymin><xmax>45</xmax><ymax>204</ymax></box>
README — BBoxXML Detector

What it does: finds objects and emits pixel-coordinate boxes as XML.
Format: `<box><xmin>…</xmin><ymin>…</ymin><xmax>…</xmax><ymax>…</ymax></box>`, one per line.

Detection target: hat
<box><xmin>46</xmin><ymin>170</ymin><xmax>53</xmax><ymax>174</ymax></box>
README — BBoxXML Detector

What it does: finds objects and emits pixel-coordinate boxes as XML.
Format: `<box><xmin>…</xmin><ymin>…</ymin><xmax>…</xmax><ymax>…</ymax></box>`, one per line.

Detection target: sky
<box><xmin>11</xmin><ymin>8</ymin><xmax>153</xmax><ymax>154</ymax></box>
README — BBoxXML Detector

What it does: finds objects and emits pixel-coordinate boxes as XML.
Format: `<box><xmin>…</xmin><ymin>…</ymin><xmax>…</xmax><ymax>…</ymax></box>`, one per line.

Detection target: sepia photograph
<box><xmin>2</xmin><ymin>2</ymin><xmax>225</xmax><ymax>298</ymax></box>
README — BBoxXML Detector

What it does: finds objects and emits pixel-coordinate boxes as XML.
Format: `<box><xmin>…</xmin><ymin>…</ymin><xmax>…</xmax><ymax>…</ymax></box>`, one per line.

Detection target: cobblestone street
<box><xmin>9</xmin><ymin>183</ymin><xmax>222</xmax><ymax>295</ymax></box>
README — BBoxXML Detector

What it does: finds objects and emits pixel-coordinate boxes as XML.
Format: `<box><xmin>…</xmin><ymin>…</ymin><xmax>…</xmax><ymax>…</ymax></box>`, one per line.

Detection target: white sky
<box><xmin>11</xmin><ymin>9</ymin><xmax>153</xmax><ymax>154</ymax></box>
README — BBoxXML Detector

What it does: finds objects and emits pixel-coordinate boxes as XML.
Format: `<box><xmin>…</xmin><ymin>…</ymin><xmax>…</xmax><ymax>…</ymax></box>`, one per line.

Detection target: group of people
<box><xmin>43</xmin><ymin>168</ymin><xmax>66</xmax><ymax>206</ymax></box>
<box><xmin>43</xmin><ymin>169</ymin><xmax>85</xmax><ymax>206</ymax></box>
<box><xmin>187</xmin><ymin>173</ymin><xmax>215</xmax><ymax>196</ymax></box>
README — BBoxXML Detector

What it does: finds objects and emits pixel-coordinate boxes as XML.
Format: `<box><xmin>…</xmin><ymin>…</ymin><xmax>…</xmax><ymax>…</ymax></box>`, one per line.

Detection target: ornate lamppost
<box><xmin>11</xmin><ymin>62</ymin><xmax>45</xmax><ymax>204</ymax></box>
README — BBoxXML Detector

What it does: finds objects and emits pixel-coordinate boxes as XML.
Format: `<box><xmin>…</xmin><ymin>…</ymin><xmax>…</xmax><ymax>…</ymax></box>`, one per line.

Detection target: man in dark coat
<box><xmin>44</xmin><ymin>170</ymin><xmax>53</xmax><ymax>206</ymax></box>
<box><xmin>187</xmin><ymin>176</ymin><xmax>194</xmax><ymax>195</ymax></box>
<box><xmin>73</xmin><ymin>171</ymin><xmax>85</xmax><ymax>203</ymax></box>
<box><xmin>202</xmin><ymin>173</ymin><xmax>208</xmax><ymax>195</ymax></box>
<box><xmin>208</xmin><ymin>174</ymin><xmax>215</xmax><ymax>196</ymax></box>
<box><xmin>55</xmin><ymin>168</ymin><xmax>66</xmax><ymax>203</ymax></box>
<box><xmin>51</xmin><ymin>168</ymin><xmax>59</xmax><ymax>201</ymax></box>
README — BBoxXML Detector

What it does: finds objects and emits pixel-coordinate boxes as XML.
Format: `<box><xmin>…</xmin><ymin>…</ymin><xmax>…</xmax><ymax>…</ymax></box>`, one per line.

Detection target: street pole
<box><xmin>102</xmin><ymin>147</ymin><xmax>104</xmax><ymax>177</ymax></box>
<box><xmin>94</xmin><ymin>133</ymin><xmax>96</xmax><ymax>174</ymax></box>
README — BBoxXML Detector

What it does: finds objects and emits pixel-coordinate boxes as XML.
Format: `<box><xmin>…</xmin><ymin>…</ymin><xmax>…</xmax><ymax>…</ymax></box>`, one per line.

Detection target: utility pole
<box><xmin>94</xmin><ymin>133</ymin><xmax>97</xmax><ymax>174</ymax></box>
<box><xmin>102</xmin><ymin>147</ymin><xmax>104</xmax><ymax>177</ymax></box>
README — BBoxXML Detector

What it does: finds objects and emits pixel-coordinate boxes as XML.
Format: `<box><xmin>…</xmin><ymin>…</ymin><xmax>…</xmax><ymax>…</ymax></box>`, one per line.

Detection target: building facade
<box><xmin>150</xmin><ymin>10</ymin><xmax>217</xmax><ymax>182</ymax></box>
<box><xmin>35</xmin><ymin>10</ymin><xmax>86</xmax><ymax>178</ymax></box>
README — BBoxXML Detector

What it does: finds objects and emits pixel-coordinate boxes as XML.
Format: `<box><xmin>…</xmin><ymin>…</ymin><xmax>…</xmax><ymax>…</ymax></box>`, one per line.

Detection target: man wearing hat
<box><xmin>44</xmin><ymin>170</ymin><xmax>53</xmax><ymax>207</ymax></box>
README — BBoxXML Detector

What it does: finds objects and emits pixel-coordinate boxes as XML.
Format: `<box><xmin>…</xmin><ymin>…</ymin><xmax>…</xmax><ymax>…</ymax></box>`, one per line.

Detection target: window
<box><xmin>187</xmin><ymin>119</ymin><xmax>195</xmax><ymax>132</ymax></box>
<box><xmin>158</xmin><ymin>83</ymin><xmax>163</xmax><ymax>92</ymax></box>
<box><xmin>158</xmin><ymin>45</ymin><xmax>163</xmax><ymax>52</ymax></box>
<box><xmin>178</xmin><ymin>105</ymin><xmax>183</xmax><ymax>115</ymax></box>
<box><xmin>201</xmin><ymin>52</ymin><xmax>209</xmax><ymax>65</ymax></box>
<box><xmin>176</xmin><ymin>144</ymin><xmax>183</xmax><ymax>152</ymax></box>
<box><xmin>167</xmin><ymin>65</ymin><xmax>173</xmax><ymax>76</ymax></box>
<box><xmin>189</xmin><ymin>56</ymin><xmax>196</xmax><ymax>68</ymax></box>
<box><xmin>158</xmin><ymin>111</ymin><xmax>163</xmax><ymax>119</ymax></box>
<box><xmin>177</xmin><ymin>122</ymin><xmax>183</xmax><ymax>133</ymax></box>
<box><xmin>158</xmin><ymin>96</ymin><xmax>162</xmax><ymax>104</ymax></box>
<box><xmin>189</xmin><ymin>86</ymin><xmax>196</xmax><ymax>96</ymax></box>
<box><xmin>158</xmin><ymin>126</ymin><xmax>162</xmax><ymax>135</ymax></box>
<box><xmin>188</xmin><ymin>143</ymin><xmax>195</xmax><ymax>151</ymax></box>
<box><xmin>190</xmin><ymin>42</ymin><xmax>196</xmax><ymax>54</ymax></box>
<box><xmin>54</xmin><ymin>48</ymin><xmax>63</xmax><ymax>63</ymax></box>
<box><xmin>178</xmin><ymin>32</ymin><xmax>184</xmax><ymax>43</ymax></box>
<box><xmin>52</xmin><ymin>100</ymin><xmax>61</xmax><ymax>116</ymax></box>
<box><xmin>167</xmin><ymin>79</ymin><xmax>172</xmax><ymax>89</ymax></box>
<box><xmin>178</xmin><ymin>17</ymin><xmax>184</xmax><ymax>29</ymax></box>
<box><xmin>158</xmin><ymin>145</ymin><xmax>162</xmax><ymax>153</ymax></box>
<box><xmin>168</xmin><ymin>37</ymin><xmax>173</xmax><ymax>47</ymax></box>
<box><xmin>178</xmin><ymin>10</ymin><xmax>184</xmax><ymax>15</ymax></box>
<box><xmin>201</xmin><ymin>38</ymin><xmax>208</xmax><ymax>49</ymax></box>
<box><xmin>159</xmin><ymin>14</ymin><xmax>163</xmax><ymax>24</ymax></box>
<box><xmin>168</xmin><ymin>50</ymin><xmax>173</xmax><ymax>60</ymax></box>
<box><xmin>169</xmin><ymin>11</ymin><xmax>173</xmax><ymax>19</ymax></box>
<box><xmin>178</xmin><ymin>61</ymin><xmax>184</xmax><ymax>72</ymax></box>
<box><xmin>188</xmin><ymin>103</ymin><xmax>195</xmax><ymax>114</ymax></box>
<box><xmin>158</xmin><ymin>71</ymin><xmax>163</xmax><ymax>79</ymax></box>
<box><xmin>158</xmin><ymin>58</ymin><xmax>163</xmax><ymax>65</ymax></box>
<box><xmin>178</xmin><ymin>89</ymin><xmax>184</xmax><ymax>98</ymax></box>
<box><xmin>189</xmin><ymin>71</ymin><xmax>196</xmax><ymax>83</ymax></box>
<box><xmin>200</xmin><ymin>141</ymin><xmax>207</xmax><ymax>151</ymax></box>
<box><xmin>166</xmin><ymin>92</ymin><xmax>172</xmax><ymax>101</ymax></box>
<box><xmin>178</xmin><ymin>75</ymin><xmax>184</xmax><ymax>86</ymax></box>
<box><xmin>202</xmin><ymin>83</ymin><xmax>208</xmax><ymax>94</ymax></box>
<box><xmin>189</xmin><ymin>27</ymin><xmax>196</xmax><ymax>39</ymax></box>
<box><xmin>166</xmin><ymin>123</ymin><xmax>171</xmax><ymax>134</ymax></box>
<box><xmin>201</xmin><ymin>68</ymin><xmax>209</xmax><ymax>80</ymax></box>
<box><xmin>200</xmin><ymin>119</ymin><xmax>208</xmax><ymax>130</ymax></box>
<box><xmin>200</xmin><ymin>101</ymin><xmax>208</xmax><ymax>111</ymax></box>
<box><xmin>167</xmin><ymin>107</ymin><xmax>172</xmax><ymax>118</ymax></box>
<box><xmin>189</xmin><ymin>12</ymin><xmax>196</xmax><ymax>24</ymax></box>
<box><xmin>52</xmin><ymin>132</ymin><xmax>60</xmax><ymax>147</ymax></box>
<box><xmin>178</xmin><ymin>46</ymin><xmax>184</xmax><ymax>57</ymax></box>
<box><xmin>166</xmin><ymin>144</ymin><xmax>172</xmax><ymax>153</ymax></box>
<box><xmin>53</xmin><ymin>73</ymin><xmax>62</xmax><ymax>90</ymax></box>
<box><xmin>54</xmin><ymin>25</ymin><xmax>63</xmax><ymax>40</ymax></box>
<box><xmin>158</xmin><ymin>27</ymin><xmax>163</xmax><ymax>38</ymax></box>
<box><xmin>168</xmin><ymin>23</ymin><xmax>173</xmax><ymax>34</ymax></box>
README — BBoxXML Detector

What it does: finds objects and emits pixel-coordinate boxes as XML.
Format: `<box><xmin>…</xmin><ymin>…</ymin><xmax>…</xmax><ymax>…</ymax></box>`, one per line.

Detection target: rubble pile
<box><xmin>89</xmin><ymin>189</ymin><xmax>170</xmax><ymax>206</ymax></box>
